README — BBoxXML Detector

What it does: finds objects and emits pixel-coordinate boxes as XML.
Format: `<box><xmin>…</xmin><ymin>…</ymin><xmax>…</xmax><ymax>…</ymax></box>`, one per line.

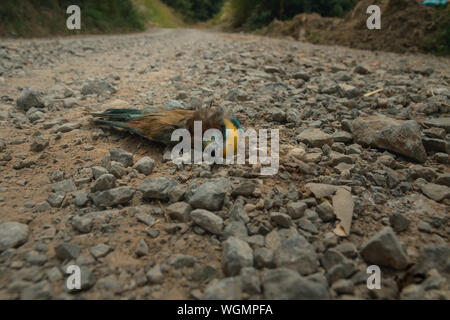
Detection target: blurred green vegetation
<box><xmin>161</xmin><ymin>0</ymin><xmax>225</xmax><ymax>22</ymax></box>
<box><xmin>229</xmin><ymin>0</ymin><xmax>358</xmax><ymax>29</ymax></box>
<box><xmin>135</xmin><ymin>0</ymin><xmax>184</xmax><ymax>28</ymax></box>
<box><xmin>0</xmin><ymin>0</ymin><xmax>146</xmax><ymax>37</ymax></box>
<box><xmin>423</xmin><ymin>6</ymin><xmax>450</xmax><ymax>55</ymax></box>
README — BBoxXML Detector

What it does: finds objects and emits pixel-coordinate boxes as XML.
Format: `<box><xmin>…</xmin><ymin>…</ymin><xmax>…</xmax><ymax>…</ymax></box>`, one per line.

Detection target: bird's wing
<box><xmin>127</xmin><ymin>110</ymin><xmax>195</xmax><ymax>145</ymax></box>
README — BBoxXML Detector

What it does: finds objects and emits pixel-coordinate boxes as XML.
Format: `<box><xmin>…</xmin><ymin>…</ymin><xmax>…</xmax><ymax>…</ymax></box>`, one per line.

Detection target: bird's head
<box><xmin>189</xmin><ymin>106</ymin><xmax>243</xmax><ymax>156</ymax></box>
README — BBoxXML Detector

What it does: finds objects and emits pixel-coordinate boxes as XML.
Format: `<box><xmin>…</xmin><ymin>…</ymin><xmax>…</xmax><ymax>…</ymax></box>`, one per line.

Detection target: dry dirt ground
<box><xmin>0</xmin><ymin>28</ymin><xmax>449</xmax><ymax>300</ymax></box>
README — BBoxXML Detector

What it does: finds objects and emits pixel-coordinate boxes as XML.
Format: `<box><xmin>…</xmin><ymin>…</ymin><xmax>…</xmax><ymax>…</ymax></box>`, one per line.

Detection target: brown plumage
<box><xmin>91</xmin><ymin>106</ymin><xmax>240</xmax><ymax>148</ymax></box>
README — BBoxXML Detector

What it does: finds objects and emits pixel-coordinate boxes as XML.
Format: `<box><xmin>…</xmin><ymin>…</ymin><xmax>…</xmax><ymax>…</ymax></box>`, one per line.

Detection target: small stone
<box><xmin>21</xmin><ymin>280</ymin><xmax>51</xmax><ymax>300</ymax></box>
<box><xmin>224</xmin><ymin>220</ymin><xmax>248</xmax><ymax>239</ymax></box>
<box><xmin>26</xmin><ymin>251</ymin><xmax>47</xmax><ymax>266</ymax></box>
<box><xmin>264</xmin><ymin>66</ymin><xmax>282</xmax><ymax>73</ymax></box>
<box><xmin>109</xmin><ymin>161</ymin><xmax>127</xmax><ymax>178</ymax></box>
<box><xmin>90</xmin><ymin>174</ymin><xmax>116</xmax><ymax>192</ymax></box>
<box><xmin>90</xmin><ymin>243</ymin><xmax>112</xmax><ymax>259</ymax></box>
<box><xmin>109</xmin><ymin>148</ymin><xmax>133</xmax><ymax>167</ymax></box>
<box><xmin>254</xmin><ymin>247</ymin><xmax>275</xmax><ymax>269</ymax></box>
<box><xmin>297</xmin><ymin>218</ymin><xmax>319</xmax><ymax>234</ymax></box>
<box><xmin>46</xmin><ymin>192</ymin><xmax>65</xmax><ymax>208</ymax></box>
<box><xmin>81</xmin><ymin>80</ymin><xmax>116</xmax><ymax>96</ymax></box>
<box><xmin>145</xmin><ymin>229</ymin><xmax>160</xmax><ymax>238</ymax></box>
<box><xmin>263</xmin><ymin>268</ymin><xmax>329</xmax><ymax>299</ymax></box>
<box><xmin>16</xmin><ymin>87</ymin><xmax>44</xmax><ymax>111</ymax></box>
<box><xmin>231</xmin><ymin>181</ymin><xmax>256</xmax><ymax>197</ymax></box>
<box><xmin>0</xmin><ymin>222</ymin><xmax>29</xmax><ymax>252</ymax></box>
<box><xmin>73</xmin><ymin>191</ymin><xmax>89</xmax><ymax>207</ymax></box>
<box><xmin>79</xmin><ymin>266</ymin><xmax>96</xmax><ymax>291</ymax></box>
<box><xmin>166</xmin><ymin>202</ymin><xmax>192</xmax><ymax>222</ymax></box>
<box><xmin>316</xmin><ymin>201</ymin><xmax>335</xmax><ymax>222</ymax></box>
<box><xmin>298</xmin><ymin>128</ymin><xmax>333</xmax><ymax>147</ymax></box>
<box><xmin>53</xmin><ymin>122</ymin><xmax>81</xmax><ymax>133</ymax></box>
<box><xmin>35</xmin><ymin>201</ymin><xmax>51</xmax><ymax>212</ymax></box>
<box><xmin>202</xmin><ymin>277</ymin><xmax>242</xmax><ymax>300</ymax></box>
<box><xmin>408</xmin><ymin>165</ymin><xmax>437</xmax><ymax>182</ymax></box>
<box><xmin>146</xmin><ymin>265</ymin><xmax>164</xmax><ymax>284</ymax></box>
<box><xmin>420</xmin><ymin>183</ymin><xmax>450</xmax><ymax>202</ymax></box>
<box><xmin>55</xmin><ymin>242</ymin><xmax>81</xmax><ymax>261</ymax></box>
<box><xmin>360</xmin><ymin>227</ymin><xmax>409</xmax><ymax>270</ymax></box>
<box><xmin>417</xmin><ymin>221</ymin><xmax>432</xmax><ymax>233</ymax></box>
<box><xmin>270</xmin><ymin>212</ymin><xmax>292</xmax><ymax>228</ymax></box>
<box><xmin>436</xmin><ymin>173</ymin><xmax>450</xmax><ymax>187</ymax></box>
<box><xmin>46</xmin><ymin>267</ymin><xmax>63</xmax><ymax>282</ymax></box>
<box><xmin>423</xmin><ymin>117</ymin><xmax>450</xmax><ymax>132</ymax></box>
<box><xmin>133</xmin><ymin>157</ymin><xmax>155</xmax><ymax>175</ymax></box>
<box><xmin>72</xmin><ymin>216</ymin><xmax>93</xmax><ymax>233</ymax></box>
<box><xmin>135</xmin><ymin>239</ymin><xmax>149</xmax><ymax>257</ymax></box>
<box><xmin>190</xmin><ymin>209</ymin><xmax>223</xmax><ymax>235</ymax></box>
<box><xmin>92</xmin><ymin>166</ymin><xmax>109</xmax><ymax>179</ymax></box>
<box><xmin>92</xmin><ymin>186</ymin><xmax>135</xmax><ymax>207</ymax></box>
<box><xmin>275</xmin><ymin>236</ymin><xmax>318</xmax><ymax>276</ymax></box>
<box><xmin>353</xmin><ymin>65</ymin><xmax>370</xmax><ymax>75</ymax></box>
<box><xmin>50</xmin><ymin>179</ymin><xmax>76</xmax><ymax>193</ymax></box>
<box><xmin>188</xmin><ymin>181</ymin><xmax>227</xmax><ymax>211</ymax></box>
<box><xmin>222</xmin><ymin>237</ymin><xmax>253</xmax><ymax>276</ymax></box>
<box><xmin>169</xmin><ymin>254</ymin><xmax>196</xmax><ymax>268</ymax></box>
<box><xmin>352</xmin><ymin>116</ymin><xmax>427</xmax><ymax>163</ymax></box>
<box><xmin>286</xmin><ymin>201</ymin><xmax>307</xmax><ymax>219</ymax></box>
<box><xmin>30</xmin><ymin>136</ymin><xmax>49</xmax><ymax>152</ymax></box>
<box><xmin>331</xmin><ymin>279</ymin><xmax>354</xmax><ymax>295</ymax></box>
<box><xmin>389</xmin><ymin>212</ymin><xmax>410</xmax><ymax>232</ymax></box>
<box><xmin>240</xmin><ymin>267</ymin><xmax>261</xmax><ymax>294</ymax></box>
<box><xmin>139</xmin><ymin>177</ymin><xmax>178</xmax><ymax>201</ymax></box>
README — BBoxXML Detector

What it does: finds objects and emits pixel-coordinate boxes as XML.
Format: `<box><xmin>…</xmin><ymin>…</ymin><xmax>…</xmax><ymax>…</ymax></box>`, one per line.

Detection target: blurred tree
<box><xmin>161</xmin><ymin>0</ymin><xmax>225</xmax><ymax>22</ymax></box>
<box><xmin>230</xmin><ymin>0</ymin><xmax>358</xmax><ymax>29</ymax></box>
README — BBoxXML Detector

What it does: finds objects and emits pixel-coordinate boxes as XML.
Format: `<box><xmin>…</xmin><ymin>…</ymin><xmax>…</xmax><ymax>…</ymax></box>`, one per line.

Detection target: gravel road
<box><xmin>0</xmin><ymin>28</ymin><xmax>449</xmax><ymax>300</ymax></box>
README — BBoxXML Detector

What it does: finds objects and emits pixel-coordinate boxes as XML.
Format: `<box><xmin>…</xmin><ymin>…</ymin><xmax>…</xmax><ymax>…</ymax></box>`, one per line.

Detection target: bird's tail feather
<box><xmin>94</xmin><ymin>119</ymin><xmax>144</xmax><ymax>136</ymax></box>
<box><xmin>91</xmin><ymin>108</ymin><xmax>144</xmax><ymax>121</ymax></box>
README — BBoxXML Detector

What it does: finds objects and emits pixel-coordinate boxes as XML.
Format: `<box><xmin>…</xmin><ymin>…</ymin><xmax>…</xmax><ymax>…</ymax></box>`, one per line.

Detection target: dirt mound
<box><xmin>263</xmin><ymin>0</ymin><xmax>448</xmax><ymax>54</ymax></box>
<box><xmin>263</xmin><ymin>13</ymin><xmax>340</xmax><ymax>44</ymax></box>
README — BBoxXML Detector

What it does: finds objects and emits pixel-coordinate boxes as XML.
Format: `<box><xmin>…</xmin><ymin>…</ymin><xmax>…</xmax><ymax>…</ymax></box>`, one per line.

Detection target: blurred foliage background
<box><xmin>0</xmin><ymin>0</ymin><xmax>447</xmax><ymax>56</ymax></box>
<box><xmin>229</xmin><ymin>0</ymin><xmax>358</xmax><ymax>29</ymax></box>
<box><xmin>161</xmin><ymin>0</ymin><xmax>225</xmax><ymax>22</ymax></box>
<box><xmin>0</xmin><ymin>0</ymin><xmax>146</xmax><ymax>36</ymax></box>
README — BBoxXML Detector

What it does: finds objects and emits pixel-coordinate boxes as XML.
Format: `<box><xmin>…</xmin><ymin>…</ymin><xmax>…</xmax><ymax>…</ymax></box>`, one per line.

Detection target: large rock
<box><xmin>133</xmin><ymin>157</ymin><xmax>155</xmax><ymax>175</ymax></box>
<box><xmin>274</xmin><ymin>236</ymin><xmax>319</xmax><ymax>276</ymax></box>
<box><xmin>420</xmin><ymin>183</ymin><xmax>450</xmax><ymax>202</ymax></box>
<box><xmin>187</xmin><ymin>180</ymin><xmax>227</xmax><ymax>211</ymax></box>
<box><xmin>92</xmin><ymin>186</ymin><xmax>135</xmax><ymax>207</ymax></box>
<box><xmin>90</xmin><ymin>174</ymin><xmax>116</xmax><ymax>192</ymax></box>
<box><xmin>166</xmin><ymin>202</ymin><xmax>192</xmax><ymax>222</ymax></box>
<box><xmin>109</xmin><ymin>148</ymin><xmax>133</xmax><ymax>167</ymax></box>
<box><xmin>360</xmin><ymin>227</ymin><xmax>409</xmax><ymax>270</ymax></box>
<box><xmin>0</xmin><ymin>222</ymin><xmax>29</xmax><ymax>252</ymax></box>
<box><xmin>51</xmin><ymin>179</ymin><xmax>76</xmax><ymax>193</ymax></box>
<box><xmin>202</xmin><ymin>277</ymin><xmax>242</xmax><ymax>300</ymax></box>
<box><xmin>16</xmin><ymin>87</ymin><xmax>45</xmax><ymax>111</ymax></box>
<box><xmin>297</xmin><ymin>128</ymin><xmax>333</xmax><ymax>147</ymax></box>
<box><xmin>352</xmin><ymin>116</ymin><xmax>427</xmax><ymax>162</ymax></box>
<box><xmin>139</xmin><ymin>177</ymin><xmax>178</xmax><ymax>201</ymax></box>
<box><xmin>263</xmin><ymin>268</ymin><xmax>329</xmax><ymax>300</ymax></box>
<box><xmin>81</xmin><ymin>80</ymin><xmax>116</xmax><ymax>96</ymax></box>
<box><xmin>222</xmin><ymin>237</ymin><xmax>253</xmax><ymax>276</ymax></box>
<box><xmin>423</xmin><ymin>117</ymin><xmax>450</xmax><ymax>132</ymax></box>
<box><xmin>190</xmin><ymin>209</ymin><xmax>223</xmax><ymax>235</ymax></box>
